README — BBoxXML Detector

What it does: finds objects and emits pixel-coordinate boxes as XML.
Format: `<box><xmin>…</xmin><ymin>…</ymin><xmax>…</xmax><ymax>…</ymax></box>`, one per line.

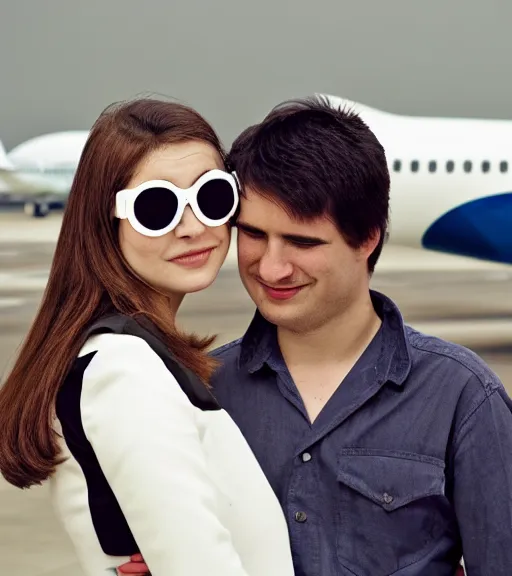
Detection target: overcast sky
<box><xmin>1</xmin><ymin>0</ymin><xmax>509</xmax><ymax>150</ymax></box>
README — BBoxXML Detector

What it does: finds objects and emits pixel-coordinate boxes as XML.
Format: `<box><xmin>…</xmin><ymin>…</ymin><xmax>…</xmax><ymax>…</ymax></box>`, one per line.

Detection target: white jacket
<box><xmin>50</xmin><ymin>315</ymin><xmax>294</xmax><ymax>576</ymax></box>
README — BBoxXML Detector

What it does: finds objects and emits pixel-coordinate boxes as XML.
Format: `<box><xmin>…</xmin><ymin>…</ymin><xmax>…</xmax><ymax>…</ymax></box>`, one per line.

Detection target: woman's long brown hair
<box><xmin>0</xmin><ymin>98</ymin><xmax>226</xmax><ymax>489</ymax></box>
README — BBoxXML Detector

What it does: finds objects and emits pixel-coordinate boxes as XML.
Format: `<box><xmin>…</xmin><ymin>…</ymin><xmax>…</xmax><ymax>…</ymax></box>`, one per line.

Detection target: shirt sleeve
<box><xmin>80</xmin><ymin>333</ymin><xmax>252</xmax><ymax>576</ymax></box>
<box><xmin>451</xmin><ymin>374</ymin><xmax>512</xmax><ymax>575</ymax></box>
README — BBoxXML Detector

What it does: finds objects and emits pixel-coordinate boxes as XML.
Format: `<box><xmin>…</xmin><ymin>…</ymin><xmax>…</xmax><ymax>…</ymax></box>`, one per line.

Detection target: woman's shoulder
<box><xmin>57</xmin><ymin>331</ymin><xmax>196</xmax><ymax>429</ymax></box>
<box><xmin>60</xmin><ymin>332</ymin><xmax>165</xmax><ymax>408</ymax></box>
<box><xmin>76</xmin><ymin>312</ymin><xmax>165</xmax><ymax>365</ymax></box>
<box><xmin>79</xmin><ymin>330</ymin><xmax>154</xmax><ymax>360</ymax></box>
<box><xmin>62</xmin><ymin>314</ymin><xmax>220</xmax><ymax>413</ymax></box>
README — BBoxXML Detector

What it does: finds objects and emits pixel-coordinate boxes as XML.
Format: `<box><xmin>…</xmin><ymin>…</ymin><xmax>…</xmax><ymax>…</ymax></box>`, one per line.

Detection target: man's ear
<box><xmin>359</xmin><ymin>228</ymin><xmax>381</xmax><ymax>260</ymax></box>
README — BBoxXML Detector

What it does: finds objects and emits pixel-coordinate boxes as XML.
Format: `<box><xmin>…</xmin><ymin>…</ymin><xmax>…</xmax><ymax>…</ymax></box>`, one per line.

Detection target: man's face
<box><xmin>236</xmin><ymin>188</ymin><xmax>378</xmax><ymax>333</ymax></box>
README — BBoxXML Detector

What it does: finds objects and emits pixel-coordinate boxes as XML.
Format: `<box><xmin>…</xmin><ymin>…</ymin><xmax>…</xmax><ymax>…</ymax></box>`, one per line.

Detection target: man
<box><xmin>119</xmin><ymin>96</ymin><xmax>512</xmax><ymax>575</ymax></box>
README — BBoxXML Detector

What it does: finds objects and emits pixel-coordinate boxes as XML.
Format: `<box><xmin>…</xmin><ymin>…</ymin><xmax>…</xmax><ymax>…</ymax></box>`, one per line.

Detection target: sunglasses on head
<box><xmin>115</xmin><ymin>169</ymin><xmax>239</xmax><ymax>237</ymax></box>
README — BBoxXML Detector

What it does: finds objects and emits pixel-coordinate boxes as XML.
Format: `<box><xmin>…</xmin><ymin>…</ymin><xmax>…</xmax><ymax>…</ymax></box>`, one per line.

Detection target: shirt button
<box><xmin>383</xmin><ymin>493</ymin><xmax>394</xmax><ymax>504</ymax></box>
<box><xmin>301</xmin><ymin>452</ymin><xmax>312</xmax><ymax>462</ymax></box>
<box><xmin>295</xmin><ymin>511</ymin><xmax>308</xmax><ymax>523</ymax></box>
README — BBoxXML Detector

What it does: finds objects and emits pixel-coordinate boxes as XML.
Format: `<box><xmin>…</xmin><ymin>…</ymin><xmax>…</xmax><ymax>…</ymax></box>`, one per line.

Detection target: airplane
<box><xmin>0</xmin><ymin>139</ymin><xmax>68</xmax><ymax>215</ymax></box>
<box><xmin>4</xmin><ymin>131</ymin><xmax>88</xmax><ymax>217</ymax></box>
<box><xmin>321</xmin><ymin>94</ymin><xmax>512</xmax><ymax>266</ymax></box>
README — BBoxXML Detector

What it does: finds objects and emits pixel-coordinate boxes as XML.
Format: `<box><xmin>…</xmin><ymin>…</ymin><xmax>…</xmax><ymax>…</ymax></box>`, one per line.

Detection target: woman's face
<box><xmin>118</xmin><ymin>141</ymin><xmax>231</xmax><ymax>306</ymax></box>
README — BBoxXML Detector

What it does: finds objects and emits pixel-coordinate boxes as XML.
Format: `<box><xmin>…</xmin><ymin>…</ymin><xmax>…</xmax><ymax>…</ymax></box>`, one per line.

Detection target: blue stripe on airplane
<box><xmin>421</xmin><ymin>192</ymin><xmax>512</xmax><ymax>264</ymax></box>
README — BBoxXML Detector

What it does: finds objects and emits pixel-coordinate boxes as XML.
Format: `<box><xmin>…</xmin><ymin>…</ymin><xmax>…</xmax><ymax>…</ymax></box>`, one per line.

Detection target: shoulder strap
<box><xmin>85</xmin><ymin>313</ymin><xmax>130</xmax><ymax>337</ymax></box>
<box><xmin>85</xmin><ymin>313</ymin><xmax>220</xmax><ymax>411</ymax></box>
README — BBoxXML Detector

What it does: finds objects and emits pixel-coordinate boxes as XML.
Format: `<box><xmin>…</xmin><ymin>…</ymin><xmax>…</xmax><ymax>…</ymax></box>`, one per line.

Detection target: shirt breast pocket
<box><xmin>335</xmin><ymin>448</ymin><xmax>447</xmax><ymax>576</ymax></box>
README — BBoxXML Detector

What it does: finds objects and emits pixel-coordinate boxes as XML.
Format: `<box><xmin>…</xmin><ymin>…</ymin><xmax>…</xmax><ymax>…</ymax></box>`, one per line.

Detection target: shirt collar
<box><xmin>239</xmin><ymin>309</ymin><xmax>275</xmax><ymax>373</ymax></box>
<box><xmin>239</xmin><ymin>290</ymin><xmax>412</xmax><ymax>386</ymax></box>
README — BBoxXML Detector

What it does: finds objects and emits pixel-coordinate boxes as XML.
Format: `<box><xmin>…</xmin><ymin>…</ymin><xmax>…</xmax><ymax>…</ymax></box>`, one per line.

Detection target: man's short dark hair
<box><xmin>227</xmin><ymin>94</ymin><xmax>390</xmax><ymax>273</ymax></box>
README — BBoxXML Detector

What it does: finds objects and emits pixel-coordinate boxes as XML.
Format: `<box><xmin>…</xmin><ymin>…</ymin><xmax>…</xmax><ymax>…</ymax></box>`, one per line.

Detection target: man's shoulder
<box><xmin>207</xmin><ymin>339</ymin><xmax>246</xmax><ymax>396</ymax></box>
<box><xmin>210</xmin><ymin>338</ymin><xmax>243</xmax><ymax>360</ymax></box>
<box><xmin>209</xmin><ymin>338</ymin><xmax>244</xmax><ymax>377</ymax></box>
<box><xmin>404</xmin><ymin>324</ymin><xmax>501</xmax><ymax>395</ymax></box>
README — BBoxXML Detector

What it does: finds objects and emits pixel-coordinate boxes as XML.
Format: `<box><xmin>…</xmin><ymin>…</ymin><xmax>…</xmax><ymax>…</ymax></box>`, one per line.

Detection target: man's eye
<box><xmin>291</xmin><ymin>239</ymin><xmax>322</xmax><ymax>248</ymax></box>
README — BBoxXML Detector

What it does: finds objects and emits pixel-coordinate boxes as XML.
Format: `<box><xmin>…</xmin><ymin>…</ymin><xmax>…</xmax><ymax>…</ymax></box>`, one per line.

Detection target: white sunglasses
<box><xmin>115</xmin><ymin>169</ymin><xmax>239</xmax><ymax>237</ymax></box>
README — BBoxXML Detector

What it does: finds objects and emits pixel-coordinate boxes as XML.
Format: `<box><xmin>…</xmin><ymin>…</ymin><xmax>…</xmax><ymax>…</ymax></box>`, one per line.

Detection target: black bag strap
<box><xmin>85</xmin><ymin>313</ymin><xmax>220</xmax><ymax>411</ymax></box>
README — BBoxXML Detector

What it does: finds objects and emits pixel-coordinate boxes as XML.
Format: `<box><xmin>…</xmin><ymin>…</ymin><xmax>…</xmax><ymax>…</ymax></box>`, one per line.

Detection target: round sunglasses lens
<box><xmin>196</xmin><ymin>179</ymin><xmax>235</xmax><ymax>221</ymax></box>
<box><xmin>134</xmin><ymin>187</ymin><xmax>178</xmax><ymax>231</ymax></box>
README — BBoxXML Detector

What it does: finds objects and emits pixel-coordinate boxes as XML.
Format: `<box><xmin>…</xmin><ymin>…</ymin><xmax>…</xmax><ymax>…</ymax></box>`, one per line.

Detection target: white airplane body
<box><xmin>323</xmin><ymin>94</ymin><xmax>512</xmax><ymax>265</ymax></box>
<box><xmin>2</xmin><ymin>131</ymin><xmax>88</xmax><ymax>216</ymax></box>
<box><xmin>0</xmin><ymin>142</ymin><xmax>66</xmax><ymax>196</ymax></box>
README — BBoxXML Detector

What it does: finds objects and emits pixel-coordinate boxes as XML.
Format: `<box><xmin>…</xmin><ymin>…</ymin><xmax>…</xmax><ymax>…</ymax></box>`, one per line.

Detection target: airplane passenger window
<box><xmin>428</xmin><ymin>161</ymin><xmax>437</xmax><ymax>172</ymax></box>
<box><xmin>500</xmin><ymin>161</ymin><xmax>508</xmax><ymax>173</ymax></box>
<box><xmin>446</xmin><ymin>160</ymin><xmax>455</xmax><ymax>173</ymax></box>
<box><xmin>463</xmin><ymin>160</ymin><xmax>472</xmax><ymax>173</ymax></box>
<box><xmin>393</xmin><ymin>160</ymin><xmax>401</xmax><ymax>172</ymax></box>
<box><xmin>482</xmin><ymin>161</ymin><xmax>490</xmax><ymax>173</ymax></box>
<box><xmin>411</xmin><ymin>160</ymin><xmax>419</xmax><ymax>172</ymax></box>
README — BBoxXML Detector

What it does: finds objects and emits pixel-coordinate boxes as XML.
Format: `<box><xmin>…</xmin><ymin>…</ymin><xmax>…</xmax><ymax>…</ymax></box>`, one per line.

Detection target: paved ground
<box><xmin>1</xmin><ymin>211</ymin><xmax>511</xmax><ymax>575</ymax></box>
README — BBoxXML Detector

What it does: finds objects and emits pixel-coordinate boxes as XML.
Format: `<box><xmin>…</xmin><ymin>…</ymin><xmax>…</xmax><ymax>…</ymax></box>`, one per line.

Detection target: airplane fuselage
<box><xmin>323</xmin><ymin>95</ymin><xmax>512</xmax><ymax>264</ymax></box>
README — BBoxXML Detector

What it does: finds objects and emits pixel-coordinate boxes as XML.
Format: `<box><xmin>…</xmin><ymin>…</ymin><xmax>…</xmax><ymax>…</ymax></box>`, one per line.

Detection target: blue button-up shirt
<box><xmin>210</xmin><ymin>290</ymin><xmax>512</xmax><ymax>576</ymax></box>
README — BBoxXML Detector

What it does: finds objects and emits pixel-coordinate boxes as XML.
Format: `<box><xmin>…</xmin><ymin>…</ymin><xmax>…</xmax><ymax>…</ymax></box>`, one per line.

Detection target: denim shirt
<box><xmin>210</xmin><ymin>291</ymin><xmax>512</xmax><ymax>576</ymax></box>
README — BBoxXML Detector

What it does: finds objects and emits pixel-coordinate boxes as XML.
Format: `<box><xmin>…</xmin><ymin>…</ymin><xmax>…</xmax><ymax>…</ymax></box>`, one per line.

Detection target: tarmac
<box><xmin>1</xmin><ymin>211</ymin><xmax>511</xmax><ymax>575</ymax></box>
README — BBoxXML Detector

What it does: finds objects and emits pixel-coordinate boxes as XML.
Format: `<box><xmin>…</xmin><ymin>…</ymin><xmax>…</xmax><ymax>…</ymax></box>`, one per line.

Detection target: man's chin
<box><xmin>256</xmin><ymin>301</ymin><xmax>305</xmax><ymax>329</ymax></box>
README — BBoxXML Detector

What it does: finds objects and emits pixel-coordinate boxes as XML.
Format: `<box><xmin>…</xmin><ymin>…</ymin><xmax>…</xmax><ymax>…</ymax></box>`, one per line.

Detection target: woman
<box><xmin>0</xmin><ymin>98</ymin><xmax>294</xmax><ymax>576</ymax></box>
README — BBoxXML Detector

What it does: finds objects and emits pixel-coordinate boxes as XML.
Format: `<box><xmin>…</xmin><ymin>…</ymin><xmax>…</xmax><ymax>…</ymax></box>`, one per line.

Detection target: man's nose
<box><xmin>258</xmin><ymin>244</ymin><xmax>294</xmax><ymax>284</ymax></box>
<box><xmin>174</xmin><ymin>206</ymin><xmax>206</xmax><ymax>239</ymax></box>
